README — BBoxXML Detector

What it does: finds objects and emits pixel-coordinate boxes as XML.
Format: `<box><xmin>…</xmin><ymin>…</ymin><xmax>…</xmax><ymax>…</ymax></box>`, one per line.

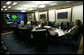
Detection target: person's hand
<box><xmin>64</xmin><ymin>30</ymin><xmax>69</xmax><ymax>34</ymax></box>
<box><xmin>65</xmin><ymin>30</ymin><xmax>68</xmax><ymax>32</ymax></box>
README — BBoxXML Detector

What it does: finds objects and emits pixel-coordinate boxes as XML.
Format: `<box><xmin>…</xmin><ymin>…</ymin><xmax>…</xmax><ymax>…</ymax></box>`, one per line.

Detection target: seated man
<box><xmin>26</xmin><ymin>21</ymin><xmax>33</xmax><ymax>31</ymax></box>
<box><xmin>60</xmin><ymin>19</ymin><xmax>82</xmax><ymax>41</ymax></box>
<box><xmin>18</xmin><ymin>21</ymin><xmax>25</xmax><ymax>28</ymax></box>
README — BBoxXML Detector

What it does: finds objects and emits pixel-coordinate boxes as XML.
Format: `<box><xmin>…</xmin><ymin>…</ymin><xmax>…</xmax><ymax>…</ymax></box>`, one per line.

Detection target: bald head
<box><xmin>20</xmin><ymin>21</ymin><xmax>24</xmax><ymax>24</ymax></box>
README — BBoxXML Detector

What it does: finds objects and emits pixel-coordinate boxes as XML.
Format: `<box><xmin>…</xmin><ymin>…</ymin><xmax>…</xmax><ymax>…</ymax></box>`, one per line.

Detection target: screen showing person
<box><xmin>6</xmin><ymin>14</ymin><xmax>11</xmax><ymax>20</ymax></box>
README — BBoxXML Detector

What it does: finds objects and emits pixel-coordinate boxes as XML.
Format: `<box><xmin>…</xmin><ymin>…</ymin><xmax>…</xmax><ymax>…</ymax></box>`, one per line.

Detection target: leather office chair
<box><xmin>31</xmin><ymin>30</ymin><xmax>48</xmax><ymax>48</ymax></box>
<box><xmin>69</xmin><ymin>22</ymin><xmax>74</xmax><ymax>29</ymax></box>
<box><xmin>54</xmin><ymin>22</ymin><xmax>62</xmax><ymax>28</ymax></box>
<box><xmin>61</xmin><ymin>22</ymin><xmax>69</xmax><ymax>30</ymax></box>
<box><xmin>69</xmin><ymin>34</ymin><xmax>82</xmax><ymax>51</ymax></box>
<box><xmin>60</xmin><ymin>33</ymin><xmax>82</xmax><ymax>51</ymax></box>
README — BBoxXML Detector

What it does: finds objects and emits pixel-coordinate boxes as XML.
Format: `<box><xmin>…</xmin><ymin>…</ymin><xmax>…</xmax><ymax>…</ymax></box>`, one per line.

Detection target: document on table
<box><xmin>54</xmin><ymin>29</ymin><xmax>65</xmax><ymax>37</ymax></box>
<box><xmin>44</xmin><ymin>26</ymin><xmax>51</xmax><ymax>28</ymax></box>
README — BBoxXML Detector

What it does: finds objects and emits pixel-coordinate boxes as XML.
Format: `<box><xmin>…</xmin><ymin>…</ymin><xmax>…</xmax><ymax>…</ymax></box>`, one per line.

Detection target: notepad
<box><xmin>55</xmin><ymin>29</ymin><xmax>65</xmax><ymax>36</ymax></box>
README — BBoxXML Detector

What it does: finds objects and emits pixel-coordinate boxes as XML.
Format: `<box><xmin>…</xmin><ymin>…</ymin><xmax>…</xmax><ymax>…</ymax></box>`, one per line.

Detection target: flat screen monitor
<box><xmin>58</xmin><ymin>12</ymin><xmax>68</xmax><ymax>19</ymax></box>
<box><xmin>40</xmin><ymin>14</ymin><xmax>46</xmax><ymax>19</ymax></box>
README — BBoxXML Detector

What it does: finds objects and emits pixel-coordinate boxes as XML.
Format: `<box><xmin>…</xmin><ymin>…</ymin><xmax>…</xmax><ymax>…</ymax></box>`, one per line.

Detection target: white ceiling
<box><xmin>1</xmin><ymin>1</ymin><xmax>83</xmax><ymax>12</ymax></box>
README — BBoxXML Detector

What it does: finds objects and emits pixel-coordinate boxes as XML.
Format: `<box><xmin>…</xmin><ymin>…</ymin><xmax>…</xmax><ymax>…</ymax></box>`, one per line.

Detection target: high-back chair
<box><xmin>69</xmin><ymin>34</ymin><xmax>83</xmax><ymax>51</ymax></box>
<box><xmin>69</xmin><ymin>22</ymin><xmax>74</xmax><ymax>29</ymax></box>
<box><xmin>18</xmin><ymin>27</ymin><xmax>32</xmax><ymax>41</ymax></box>
<box><xmin>61</xmin><ymin>22</ymin><xmax>69</xmax><ymax>30</ymax></box>
<box><xmin>31</xmin><ymin>29</ymin><xmax>48</xmax><ymax>47</ymax></box>
<box><xmin>54</xmin><ymin>22</ymin><xmax>62</xmax><ymax>28</ymax></box>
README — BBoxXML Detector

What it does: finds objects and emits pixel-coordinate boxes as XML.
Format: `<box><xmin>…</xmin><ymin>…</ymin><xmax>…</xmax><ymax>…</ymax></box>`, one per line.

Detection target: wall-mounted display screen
<box><xmin>12</xmin><ymin>15</ymin><xmax>18</xmax><ymax>19</ymax></box>
<box><xmin>4</xmin><ymin>13</ymin><xmax>25</xmax><ymax>24</ymax></box>
<box><xmin>40</xmin><ymin>14</ymin><xmax>46</xmax><ymax>19</ymax></box>
<box><xmin>57</xmin><ymin>12</ymin><xmax>68</xmax><ymax>19</ymax></box>
<box><xmin>18</xmin><ymin>13</ymin><xmax>24</xmax><ymax>19</ymax></box>
<box><xmin>17</xmin><ymin>19</ymin><xmax>24</xmax><ymax>22</ymax></box>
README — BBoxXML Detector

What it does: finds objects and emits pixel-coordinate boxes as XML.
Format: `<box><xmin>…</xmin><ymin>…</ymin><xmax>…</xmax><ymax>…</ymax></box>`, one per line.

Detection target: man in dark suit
<box><xmin>60</xmin><ymin>20</ymin><xmax>82</xmax><ymax>41</ymax></box>
<box><xmin>18</xmin><ymin>21</ymin><xmax>25</xmax><ymax>28</ymax></box>
<box><xmin>26</xmin><ymin>21</ymin><xmax>33</xmax><ymax>31</ymax></box>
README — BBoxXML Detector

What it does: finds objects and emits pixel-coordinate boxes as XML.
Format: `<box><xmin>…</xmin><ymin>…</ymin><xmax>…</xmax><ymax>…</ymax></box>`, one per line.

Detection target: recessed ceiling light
<box><xmin>6</xmin><ymin>1</ymin><xmax>11</xmax><ymax>5</ymax></box>
<box><xmin>3</xmin><ymin>6</ymin><xmax>6</xmax><ymax>8</ymax></box>
<box><xmin>5</xmin><ymin>9</ymin><xmax>8</xmax><ymax>10</ymax></box>
<box><xmin>28</xmin><ymin>8</ymin><xmax>33</xmax><ymax>10</ymax></box>
<box><xmin>34</xmin><ymin>1</ymin><xmax>50</xmax><ymax>5</ymax></box>
<box><xmin>17</xmin><ymin>8</ymin><xmax>27</xmax><ymax>10</ymax></box>
<box><xmin>21</xmin><ymin>10</ymin><xmax>26</xmax><ymax>12</ymax></box>
<box><xmin>13</xmin><ymin>2</ymin><xmax>17</xmax><ymax>5</ymax></box>
<box><xmin>49</xmin><ymin>3</ymin><xmax>57</xmax><ymax>6</ymax></box>
<box><xmin>67</xmin><ymin>1</ymin><xmax>69</xmax><ymax>2</ymax></box>
<box><xmin>8</xmin><ymin>6</ymin><xmax>12</xmax><ymax>8</ymax></box>
<box><xmin>1</xmin><ymin>9</ymin><xmax>3</xmax><ymax>10</ymax></box>
<box><xmin>39</xmin><ymin>5</ymin><xmax>46</xmax><ymax>8</ymax></box>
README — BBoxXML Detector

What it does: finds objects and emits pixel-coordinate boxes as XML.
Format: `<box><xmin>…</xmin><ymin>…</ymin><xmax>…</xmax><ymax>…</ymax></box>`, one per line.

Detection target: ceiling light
<box><xmin>3</xmin><ymin>6</ymin><xmax>6</xmax><ymax>8</ymax></box>
<box><xmin>17</xmin><ymin>8</ymin><xmax>27</xmax><ymax>10</ymax></box>
<box><xmin>21</xmin><ymin>10</ymin><xmax>26</xmax><ymax>12</ymax></box>
<box><xmin>5</xmin><ymin>9</ymin><xmax>8</xmax><ymax>10</ymax></box>
<box><xmin>13</xmin><ymin>2</ymin><xmax>17</xmax><ymax>5</ymax></box>
<box><xmin>23</xmin><ymin>5</ymin><xmax>38</xmax><ymax>8</ymax></box>
<box><xmin>31</xmin><ymin>5</ymin><xmax>38</xmax><ymax>7</ymax></box>
<box><xmin>6</xmin><ymin>1</ymin><xmax>11</xmax><ymax>5</ymax></box>
<box><xmin>67</xmin><ymin>1</ymin><xmax>69</xmax><ymax>2</ymax></box>
<box><xmin>28</xmin><ymin>8</ymin><xmax>33</xmax><ymax>10</ymax></box>
<box><xmin>49</xmin><ymin>3</ymin><xmax>57</xmax><ymax>6</ymax></box>
<box><xmin>8</xmin><ymin>6</ymin><xmax>12</xmax><ymax>8</ymax></box>
<box><xmin>39</xmin><ymin>5</ymin><xmax>46</xmax><ymax>8</ymax></box>
<box><xmin>34</xmin><ymin>1</ymin><xmax>50</xmax><ymax>5</ymax></box>
<box><xmin>1</xmin><ymin>9</ymin><xmax>3</xmax><ymax>10</ymax></box>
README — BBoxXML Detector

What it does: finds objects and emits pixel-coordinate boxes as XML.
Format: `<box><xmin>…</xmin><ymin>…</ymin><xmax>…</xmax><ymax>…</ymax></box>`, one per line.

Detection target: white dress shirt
<box><xmin>68</xmin><ymin>26</ymin><xmax>77</xmax><ymax>33</ymax></box>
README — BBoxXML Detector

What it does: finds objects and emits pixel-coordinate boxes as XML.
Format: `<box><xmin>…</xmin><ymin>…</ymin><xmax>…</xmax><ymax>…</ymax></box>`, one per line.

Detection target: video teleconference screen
<box><xmin>57</xmin><ymin>12</ymin><xmax>68</xmax><ymax>19</ymax></box>
<box><xmin>5</xmin><ymin>13</ymin><xmax>24</xmax><ymax>24</ymax></box>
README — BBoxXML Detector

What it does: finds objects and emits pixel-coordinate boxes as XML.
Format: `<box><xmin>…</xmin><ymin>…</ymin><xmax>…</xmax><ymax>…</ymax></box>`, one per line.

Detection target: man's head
<box><xmin>27</xmin><ymin>21</ymin><xmax>31</xmax><ymax>25</ymax></box>
<box><xmin>74</xmin><ymin>20</ymin><xmax>81</xmax><ymax>26</ymax></box>
<box><xmin>20</xmin><ymin>21</ymin><xmax>24</xmax><ymax>24</ymax></box>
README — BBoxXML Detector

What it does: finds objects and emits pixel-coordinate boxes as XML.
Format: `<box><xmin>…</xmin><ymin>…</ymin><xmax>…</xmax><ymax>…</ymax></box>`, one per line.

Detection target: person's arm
<box><xmin>64</xmin><ymin>29</ymin><xmax>69</xmax><ymax>34</ymax></box>
<box><xmin>69</xmin><ymin>27</ymin><xmax>79</xmax><ymax>36</ymax></box>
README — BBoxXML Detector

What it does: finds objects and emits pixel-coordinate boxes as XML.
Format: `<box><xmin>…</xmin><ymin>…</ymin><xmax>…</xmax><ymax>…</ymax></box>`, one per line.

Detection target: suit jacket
<box><xmin>18</xmin><ymin>24</ymin><xmax>25</xmax><ymax>29</ymax></box>
<box><xmin>25</xmin><ymin>25</ymin><xmax>32</xmax><ymax>31</ymax></box>
<box><xmin>69</xmin><ymin>26</ymin><xmax>81</xmax><ymax>36</ymax></box>
<box><xmin>61</xmin><ymin>25</ymin><xmax>81</xmax><ymax>41</ymax></box>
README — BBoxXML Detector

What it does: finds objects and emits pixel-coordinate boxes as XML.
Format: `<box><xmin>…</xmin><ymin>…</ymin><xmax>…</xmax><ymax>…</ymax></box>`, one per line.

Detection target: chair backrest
<box><xmin>75</xmin><ymin>34</ymin><xmax>82</xmax><ymax>50</ymax></box>
<box><xmin>54</xmin><ymin>22</ymin><xmax>62</xmax><ymax>27</ymax></box>
<box><xmin>69</xmin><ymin>22</ymin><xmax>74</xmax><ymax>27</ymax></box>
<box><xmin>77</xmin><ymin>35</ymin><xmax>83</xmax><ymax>54</ymax></box>
<box><xmin>63</xmin><ymin>22</ymin><xmax>69</xmax><ymax>26</ymax></box>
<box><xmin>32</xmin><ymin>30</ymin><xmax>47</xmax><ymax>40</ymax></box>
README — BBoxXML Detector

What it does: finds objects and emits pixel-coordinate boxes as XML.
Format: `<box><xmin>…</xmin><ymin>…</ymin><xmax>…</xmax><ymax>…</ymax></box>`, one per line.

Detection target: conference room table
<box><xmin>13</xmin><ymin>25</ymin><xmax>66</xmax><ymax>38</ymax></box>
<box><xmin>32</xmin><ymin>26</ymin><xmax>66</xmax><ymax>37</ymax></box>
